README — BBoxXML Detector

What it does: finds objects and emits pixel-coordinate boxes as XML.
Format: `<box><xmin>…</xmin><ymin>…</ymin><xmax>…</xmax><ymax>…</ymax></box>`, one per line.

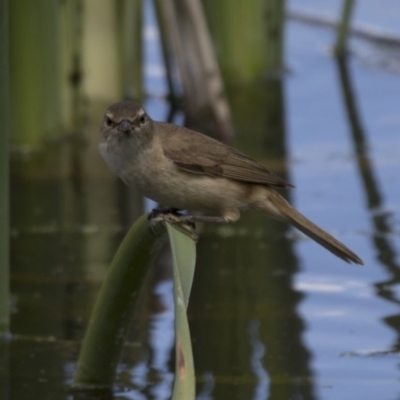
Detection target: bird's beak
<box><xmin>120</xmin><ymin>119</ymin><xmax>131</xmax><ymax>132</ymax></box>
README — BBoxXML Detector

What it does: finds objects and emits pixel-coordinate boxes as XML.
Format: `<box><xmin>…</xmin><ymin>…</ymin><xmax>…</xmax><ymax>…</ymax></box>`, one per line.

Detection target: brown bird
<box><xmin>99</xmin><ymin>101</ymin><xmax>363</xmax><ymax>265</ymax></box>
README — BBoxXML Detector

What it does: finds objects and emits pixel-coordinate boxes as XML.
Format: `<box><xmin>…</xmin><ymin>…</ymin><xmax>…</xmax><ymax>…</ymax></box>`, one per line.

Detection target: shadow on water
<box><xmin>336</xmin><ymin>56</ymin><xmax>400</xmax><ymax>353</ymax></box>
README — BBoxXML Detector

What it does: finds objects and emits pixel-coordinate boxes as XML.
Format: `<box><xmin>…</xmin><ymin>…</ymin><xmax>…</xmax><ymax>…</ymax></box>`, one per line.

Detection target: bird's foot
<box><xmin>148</xmin><ymin>208</ymin><xmax>198</xmax><ymax>240</ymax></box>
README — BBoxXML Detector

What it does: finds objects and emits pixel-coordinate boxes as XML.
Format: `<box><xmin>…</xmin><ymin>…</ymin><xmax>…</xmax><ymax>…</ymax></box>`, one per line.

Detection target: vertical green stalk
<box><xmin>10</xmin><ymin>0</ymin><xmax>43</xmax><ymax>146</ymax></box>
<box><xmin>41</xmin><ymin>0</ymin><xmax>62</xmax><ymax>138</ymax></box>
<box><xmin>119</xmin><ymin>0</ymin><xmax>143</xmax><ymax>100</ymax></box>
<box><xmin>0</xmin><ymin>0</ymin><xmax>10</xmax><ymax>336</ymax></box>
<box><xmin>202</xmin><ymin>0</ymin><xmax>285</xmax><ymax>84</ymax></box>
<box><xmin>264</xmin><ymin>0</ymin><xmax>285</xmax><ymax>72</ymax></box>
<box><xmin>60</xmin><ymin>0</ymin><xmax>84</xmax><ymax>129</ymax></box>
<box><xmin>334</xmin><ymin>0</ymin><xmax>355</xmax><ymax>57</ymax></box>
<box><xmin>10</xmin><ymin>0</ymin><xmax>62</xmax><ymax>147</ymax></box>
<box><xmin>82</xmin><ymin>0</ymin><xmax>121</xmax><ymax>100</ymax></box>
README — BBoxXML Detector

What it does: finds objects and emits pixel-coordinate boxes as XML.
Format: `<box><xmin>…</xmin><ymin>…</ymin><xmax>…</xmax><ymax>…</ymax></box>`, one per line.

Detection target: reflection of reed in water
<box><xmin>336</xmin><ymin>56</ymin><xmax>400</xmax><ymax>352</ymax></box>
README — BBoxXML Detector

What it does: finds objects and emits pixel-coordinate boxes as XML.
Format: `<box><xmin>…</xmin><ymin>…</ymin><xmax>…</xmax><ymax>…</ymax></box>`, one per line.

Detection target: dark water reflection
<box><xmin>192</xmin><ymin>226</ymin><xmax>315</xmax><ymax>400</ymax></box>
<box><xmin>336</xmin><ymin>56</ymin><xmax>400</xmax><ymax>354</ymax></box>
<box><xmin>3</xmin><ymin>19</ymin><xmax>400</xmax><ymax>400</ymax></box>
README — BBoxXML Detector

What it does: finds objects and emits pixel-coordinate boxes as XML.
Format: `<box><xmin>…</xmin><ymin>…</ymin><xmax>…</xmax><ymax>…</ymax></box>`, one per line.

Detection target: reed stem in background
<box><xmin>202</xmin><ymin>0</ymin><xmax>285</xmax><ymax>85</ymax></box>
<box><xmin>156</xmin><ymin>0</ymin><xmax>195</xmax><ymax>108</ymax></box>
<box><xmin>10</xmin><ymin>0</ymin><xmax>62</xmax><ymax>147</ymax></box>
<box><xmin>120</xmin><ymin>0</ymin><xmax>143</xmax><ymax>100</ymax></box>
<box><xmin>0</xmin><ymin>0</ymin><xmax>10</xmax><ymax>336</ymax></box>
<box><xmin>82</xmin><ymin>0</ymin><xmax>121</xmax><ymax>101</ymax></box>
<box><xmin>61</xmin><ymin>0</ymin><xmax>84</xmax><ymax>129</ymax></box>
<box><xmin>334</xmin><ymin>0</ymin><xmax>355</xmax><ymax>57</ymax></box>
<box><xmin>264</xmin><ymin>0</ymin><xmax>285</xmax><ymax>72</ymax></box>
<box><xmin>181</xmin><ymin>0</ymin><xmax>234</xmax><ymax>140</ymax></box>
<box><xmin>155</xmin><ymin>0</ymin><xmax>234</xmax><ymax>140</ymax></box>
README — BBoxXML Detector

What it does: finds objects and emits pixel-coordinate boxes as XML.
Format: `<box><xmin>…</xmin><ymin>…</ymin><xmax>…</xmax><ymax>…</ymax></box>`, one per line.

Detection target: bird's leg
<box><xmin>148</xmin><ymin>209</ymin><xmax>235</xmax><ymax>239</ymax></box>
<box><xmin>148</xmin><ymin>208</ymin><xmax>194</xmax><ymax>227</ymax></box>
<box><xmin>176</xmin><ymin>215</ymin><xmax>230</xmax><ymax>224</ymax></box>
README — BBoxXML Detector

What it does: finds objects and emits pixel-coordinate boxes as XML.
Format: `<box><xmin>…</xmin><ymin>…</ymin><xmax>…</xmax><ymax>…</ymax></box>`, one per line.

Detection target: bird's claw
<box><xmin>148</xmin><ymin>209</ymin><xmax>198</xmax><ymax>240</ymax></box>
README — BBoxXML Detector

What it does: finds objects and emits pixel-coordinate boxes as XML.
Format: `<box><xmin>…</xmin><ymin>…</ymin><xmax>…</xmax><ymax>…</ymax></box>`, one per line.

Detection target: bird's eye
<box><xmin>140</xmin><ymin>114</ymin><xmax>146</xmax><ymax>124</ymax></box>
<box><xmin>105</xmin><ymin>116</ymin><xmax>113</xmax><ymax>126</ymax></box>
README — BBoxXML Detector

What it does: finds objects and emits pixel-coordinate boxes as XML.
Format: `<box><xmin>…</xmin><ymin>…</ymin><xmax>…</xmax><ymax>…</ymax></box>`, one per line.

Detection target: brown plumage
<box><xmin>162</xmin><ymin>124</ymin><xmax>292</xmax><ymax>188</ymax></box>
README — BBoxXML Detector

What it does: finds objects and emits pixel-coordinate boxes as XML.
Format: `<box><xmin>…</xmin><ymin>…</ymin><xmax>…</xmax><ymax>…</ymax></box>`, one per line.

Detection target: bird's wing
<box><xmin>160</xmin><ymin>123</ymin><xmax>292</xmax><ymax>188</ymax></box>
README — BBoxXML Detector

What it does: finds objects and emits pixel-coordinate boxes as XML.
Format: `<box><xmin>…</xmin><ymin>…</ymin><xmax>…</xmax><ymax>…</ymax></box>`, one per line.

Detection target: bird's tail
<box><xmin>252</xmin><ymin>189</ymin><xmax>363</xmax><ymax>265</ymax></box>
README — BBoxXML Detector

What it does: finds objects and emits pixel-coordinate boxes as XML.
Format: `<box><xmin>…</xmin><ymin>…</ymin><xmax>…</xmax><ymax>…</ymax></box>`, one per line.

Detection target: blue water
<box><xmin>286</xmin><ymin>14</ymin><xmax>400</xmax><ymax>400</ymax></box>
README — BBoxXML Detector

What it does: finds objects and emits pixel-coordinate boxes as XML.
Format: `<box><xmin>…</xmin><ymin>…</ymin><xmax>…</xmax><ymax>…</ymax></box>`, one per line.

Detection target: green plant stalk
<box><xmin>120</xmin><ymin>0</ymin><xmax>143</xmax><ymax>100</ymax></box>
<box><xmin>60</xmin><ymin>0</ymin><xmax>84</xmax><ymax>129</ymax></box>
<box><xmin>41</xmin><ymin>0</ymin><xmax>62</xmax><ymax>138</ymax></box>
<box><xmin>10</xmin><ymin>0</ymin><xmax>42</xmax><ymax>146</ymax></box>
<box><xmin>73</xmin><ymin>214</ymin><xmax>160</xmax><ymax>387</ymax></box>
<box><xmin>202</xmin><ymin>0</ymin><xmax>285</xmax><ymax>84</ymax></box>
<box><xmin>167</xmin><ymin>223</ymin><xmax>196</xmax><ymax>399</ymax></box>
<box><xmin>264</xmin><ymin>0</ymin><xmax>285</xmax><ymax>72</ymax></box>
<box><xmin>0</xmin><ymin>0</ymin><xmax>10</xmax><ymax>335</ymax></box>
<box><xmin>334</xmin><ymin>0</ymin><xmax>355</xmax><ymax>57</ymax></box>
<box><xmin>10</xmin><ymin>0</ymin><xmax>62</xmax><ymax>146</ymax></box>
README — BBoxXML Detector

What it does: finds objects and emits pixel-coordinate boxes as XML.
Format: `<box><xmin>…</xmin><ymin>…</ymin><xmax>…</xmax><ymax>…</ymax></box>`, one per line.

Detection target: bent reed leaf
<box><xmin>166</xmin><ymin>222</ymin><xmax>196</xmax><ymax>400</ymax></box>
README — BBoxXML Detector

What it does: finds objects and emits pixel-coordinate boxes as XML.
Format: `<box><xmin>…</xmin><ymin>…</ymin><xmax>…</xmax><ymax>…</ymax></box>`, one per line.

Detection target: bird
<box><xmin>99</xmin><ymin>101</ymin><xmax>363</xmax><ymax>265</ymax></box>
